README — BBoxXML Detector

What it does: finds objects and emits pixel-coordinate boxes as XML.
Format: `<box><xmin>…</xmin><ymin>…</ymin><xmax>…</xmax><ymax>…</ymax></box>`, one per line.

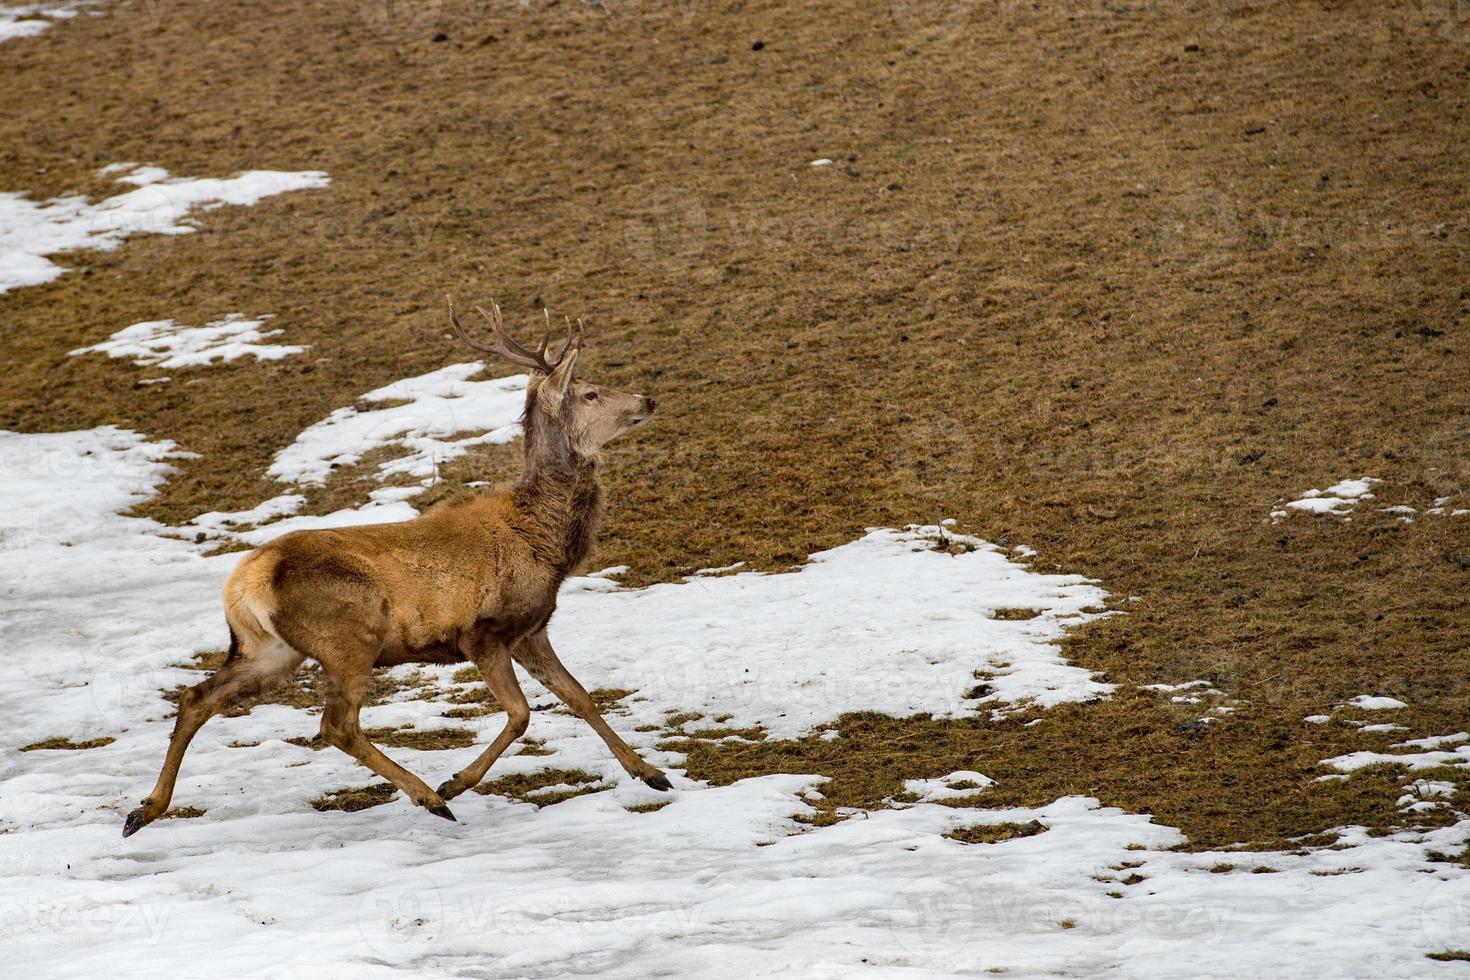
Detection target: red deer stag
<box><xmin>124</xmin><ymin>297</ymin><xmax>665</xmax><ymax>837</ymax></box>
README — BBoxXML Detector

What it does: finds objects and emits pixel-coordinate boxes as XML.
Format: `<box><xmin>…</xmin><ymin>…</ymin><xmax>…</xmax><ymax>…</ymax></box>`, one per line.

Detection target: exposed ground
<box><xmin>2</xmin><ymin>0</ymin><xmax>1468</xmax><ymax>849</ymax></box>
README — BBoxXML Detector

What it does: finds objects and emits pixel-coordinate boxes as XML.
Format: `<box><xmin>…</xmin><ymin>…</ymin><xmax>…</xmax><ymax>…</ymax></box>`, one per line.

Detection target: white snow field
<box><xmin>69</xmin><ymin>313</ymin><xmax>304</xmax><ymax>370</ymax></box>
<box><xmin>0</xmin><ymin>163</ymin><xmax>329</xmax><ymax>292</ymax></box>
<box><xmin>1</xmin><ymin>424</ymin><xmax>1468</xmax><ymax>978</ymax></box>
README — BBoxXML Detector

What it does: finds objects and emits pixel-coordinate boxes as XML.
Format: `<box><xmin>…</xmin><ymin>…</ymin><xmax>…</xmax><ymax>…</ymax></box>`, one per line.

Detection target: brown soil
<box><xmin>3</xmin><ymin>0</ymin><xmax>1468</xmax><ymax>847</ymax></box>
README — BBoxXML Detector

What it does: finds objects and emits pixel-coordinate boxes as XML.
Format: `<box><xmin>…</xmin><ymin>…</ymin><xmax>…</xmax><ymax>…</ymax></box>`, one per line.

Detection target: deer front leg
<box><xmin>436</xmin><ymin>640</ymin><xmax>530</xmax><ymax>802</ymax></box>
<box><xmin>512</xmin><ymin>628</ymin><xmax>671</xmax><ymax>791</ymax></box>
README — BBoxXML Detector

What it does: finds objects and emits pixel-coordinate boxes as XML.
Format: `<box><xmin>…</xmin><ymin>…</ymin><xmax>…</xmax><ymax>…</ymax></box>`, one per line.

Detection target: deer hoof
<box><xmin>643</xmin><ymin>773</ymin><xmax>672</xmax><ymax>792</ymax></box>
<box><xmin>122</xmin><ymin>808</ymin><xmax>149</xmax><ymax>838</ymax></box>
<box><xmin>427</xmin><ymin>802</ymin><xmax>457</xmax><ymax>822</ymax></box>
<box><xmin>435</xmin><ymin>780</ymin><xmax>457</xmax><ymax>799</ymax></box>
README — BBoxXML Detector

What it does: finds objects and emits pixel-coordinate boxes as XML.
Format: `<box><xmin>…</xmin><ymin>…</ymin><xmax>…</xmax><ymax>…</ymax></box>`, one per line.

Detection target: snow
<box><xmin>0</xmin><ymin>2</ymin><xmax>79</xmax><ymax>43</ymax></box>
<box><xmin>3</xmin><ymin>425</ymin><xmax>1470</xmax><ymax>977</ymax></box>
<box><xmin>902</xmin><ymin>770</ymin><xmax>994</xmax><ymax>802</ymax></box>
<box><xmin>1322</xmin><ymin>730</ymin><xmax>1470</xmax><ymax>773</ymax></box>
<box><xmin>1270</xmin><ymin>477</ymin><xmax>1379</xmax><ymax>520</ymax></box>
<box><xmin>69</xmin><ymin>314</ymin><xmax>304</xmax><ymax>369</ymax></box>
<box><xmin>267</xmin><ymin>362</ymin><xmax>527</xmax><ymax>487</ymax></box>
<box><xmin>0</xmin><ymin>163</ymin><xmax>329</xmax><ymax>293</ymax></box>
<box><xmin>1399</xmin><ymin>732</ymin><xmax>1470</xmax><ymax>750</ymax></box>
<box><xmin>1345</xmin><ymin>695</ymin><xmax>1408</xmax><ymax>711</ymax></box>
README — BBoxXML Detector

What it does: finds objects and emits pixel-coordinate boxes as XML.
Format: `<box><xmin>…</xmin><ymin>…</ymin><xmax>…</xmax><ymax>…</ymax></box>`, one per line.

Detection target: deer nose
<box><xmin>644</xmin><ymin>397</ymin><xmax>657</xmax><ymax>413</ymax></box>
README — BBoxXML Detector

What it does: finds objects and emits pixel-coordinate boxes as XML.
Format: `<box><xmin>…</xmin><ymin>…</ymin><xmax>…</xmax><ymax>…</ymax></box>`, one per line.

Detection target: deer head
<box><xmin>447</xmin><ymin>297</ymin><xmax>655</xmax><ymax>461</ymax></box>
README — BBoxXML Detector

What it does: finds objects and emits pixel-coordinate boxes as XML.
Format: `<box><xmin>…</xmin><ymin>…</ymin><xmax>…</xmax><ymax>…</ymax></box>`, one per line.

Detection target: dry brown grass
<box><xmin>3</xmin><ymin>0</ymin><xmax>1468</xmax><ymax>847</ymax></box>
<box><xmin>945</xmin><ymin>820</ymin><xmax>1046</xmax><ymax>845</ymax></box>
<box><xmin>311</xmin><ymin>783</ymin><xmax>398</xmax><ymax>813</ymax></box>
<box><xmin>19</xmin><ymin>737</ymin><xmax>115</xmax><ymax>752</ymax></box>
<box><xmin>473</xmin><ymin>768</ymin><xmax>609</xmax><ymax>805</ymax></box>
<box><xmin>286</xmin><ymin>726</ymin><xmax>477</xmax><ymax>751</ymax></box>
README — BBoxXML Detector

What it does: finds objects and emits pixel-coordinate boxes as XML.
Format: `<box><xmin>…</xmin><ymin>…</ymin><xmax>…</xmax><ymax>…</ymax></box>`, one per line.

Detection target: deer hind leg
<box><xmin>513</xmin><ymin>629</ymin><xmax>671</xmax><ymax>791</ymax></box>
<box><xmin>317</xmin><ymin>664</ymin><xmax>457</xmax><ymax>822</ymax></box>
<box><xmin>124</xmin><ymin>637</ymin><xmax>303</xmax><ymax>838</ymax></box>
<box><xmin>436</xmin><ymin>641</ymin><xmax>530</xmax><ymax>802</ymax></box>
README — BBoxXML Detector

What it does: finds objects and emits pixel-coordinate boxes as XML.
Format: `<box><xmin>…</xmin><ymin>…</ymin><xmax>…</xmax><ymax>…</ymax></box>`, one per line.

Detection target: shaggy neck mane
<box><xmin>510</xmin><ymin>391</ymin><xmax>603</xmax><ymax>574</ymax></box>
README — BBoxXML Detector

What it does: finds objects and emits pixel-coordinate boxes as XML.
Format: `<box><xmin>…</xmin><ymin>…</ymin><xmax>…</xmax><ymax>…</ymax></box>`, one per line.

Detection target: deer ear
<box><xmin>538</xmin><ymin>348</ymin><xmax>579</xmax><ymax>411</ymax></box>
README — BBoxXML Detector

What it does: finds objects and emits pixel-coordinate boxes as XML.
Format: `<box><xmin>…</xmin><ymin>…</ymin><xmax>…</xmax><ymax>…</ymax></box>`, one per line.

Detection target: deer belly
<box><xmin>374</xmin><ymin>639</ymin><xmax>466</xmax><ymax>667</ymax></box>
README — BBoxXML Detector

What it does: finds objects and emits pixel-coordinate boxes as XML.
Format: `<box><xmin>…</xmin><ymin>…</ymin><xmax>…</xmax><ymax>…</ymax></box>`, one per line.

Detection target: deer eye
<box><xmin>583</xmin><ymin>391</ymin><xmax>598</xmax><ymax>401</ymax></box>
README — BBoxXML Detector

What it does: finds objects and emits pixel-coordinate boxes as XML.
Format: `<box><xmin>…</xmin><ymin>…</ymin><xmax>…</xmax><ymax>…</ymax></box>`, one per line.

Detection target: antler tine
<box><xmin>446</xmin><ymin>295</ymin><xmax>502</xmax><ymax>355</ymax></box>
<box><xmin>535</xmin><ymin>308</ymin><xmax>552</xmax><ymax>360</ymax></box>
<box><xmin>551</xmin><ymin>314</ymin><xmax>581</xmax><ymax>364</ymax></box>
<box><xmin>474</xmin><ymin>303</ymin><xmax>554</xmax><ymax>371</ymax></box>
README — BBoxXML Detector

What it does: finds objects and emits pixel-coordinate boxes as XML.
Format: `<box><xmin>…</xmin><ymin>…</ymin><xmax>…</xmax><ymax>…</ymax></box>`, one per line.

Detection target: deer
<box><xmin>123</xmin><ymin>297</ymin><xmax>666</xmax><ymax>837</ymax></box>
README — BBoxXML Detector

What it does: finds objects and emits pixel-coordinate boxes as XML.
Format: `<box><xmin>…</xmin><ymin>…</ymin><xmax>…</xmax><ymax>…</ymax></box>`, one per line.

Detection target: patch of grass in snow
<box><xmin>472</xmin><ymin>768</ymin><xmax>608</xmax><ymax>805</ymax></box>
<box><xmin>589</xmin><ymin>688</ymin><xmax>637</xmax><ymax>709</ymax></box>
<box><xmin>18</xmin><ymin>736</ymin><xmax>115</xmax><ymax>752</ymax></box>
<box><xmin>310</xmin><ymin>783</ymin><xmax>398</xmax><ymax>812</ymax></box>
<box><xmin>445</xmin><ymin>686</ymin><xmax>502</xmax><ymax>709</ymax></box>
<box><xmin>945</xmin><ymin>820</ymin><xmax>1046</xmax><ymax>845</ymax></box>
<box><xmin>658</xmin><ymin>725</ymin><xmax>768</xmax><ymax>752</ymax></box>
<box><xmin>791</xmin><ymin>809</ymin><xmax>851</xmax><ymax>829</ymax></box>
<box><xmin>1427</xmin><ymin>951</ymin><xmax>1470</xmax><ymax>962</ymax></box>
<box><xmin>162</xmin><ymin>806</ymin><xmax>206</xmax><ymax>820</ymax></box>
<box><xmin>442</xmin><ymin>705</ymin><xmax>495</xmax><ymax>719</ymax></box>
<box><xmin>992</xmin><ymin>608</ymin><xmax>1043</xmax><ymax>621</ymax></box>
<box><xmin>286</xmin><ymin>727</ymin><xmax>477</xmax><ymax>751</ymax></box>
<box><xmin>624</xmin><ymin>800</ymin><xmax>673</xmax><ymax>814</ymax></box>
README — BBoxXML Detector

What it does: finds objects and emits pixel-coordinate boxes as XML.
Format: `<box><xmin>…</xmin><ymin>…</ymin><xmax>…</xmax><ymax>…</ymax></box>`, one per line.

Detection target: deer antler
<box><xmin>446</xmin><ymin>295</ymin><xmax>580</xmax><ymax>374</ymax></box>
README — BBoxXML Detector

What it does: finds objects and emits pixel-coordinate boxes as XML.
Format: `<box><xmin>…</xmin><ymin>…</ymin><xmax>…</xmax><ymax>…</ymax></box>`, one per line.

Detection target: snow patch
<box><xmin>1345</xmin><ymin>695</ymin><xmax>1408</xmax><ymax>711</ymax></box>
<box><xmin>902</xmin><ymin>770</ymin><xmax>995</xmax><ymax>802</ymax></box>
<box><xmin>267</xmin><ymin>362</ymin><xmax>527</xmax><ymax>487</ymax></box>
<box><xmin>1270</xmin><ymin>477</ymin><xmax>1379</xmax><ymax>521</ymax></box>
<box><xmin>0</xmin><ymin>163</ymin><xmax>329</xmax><ymax>293</ymax></box>
<box><xmin>0</xmin><ymin>2</ymin><xmax>81</xmax><ymax>43</ymax></box>
<box><xmin>69</xmin><ymin>314</ymin><xmax>304</xmax><ymax>369</ymax></box>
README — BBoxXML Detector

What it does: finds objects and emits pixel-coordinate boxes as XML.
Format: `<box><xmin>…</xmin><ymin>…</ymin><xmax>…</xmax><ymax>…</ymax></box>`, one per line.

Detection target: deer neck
<box><xmin>513</xmin><ymin>409</ymin><xmax>604</xmax><ymax>574</ymax></box>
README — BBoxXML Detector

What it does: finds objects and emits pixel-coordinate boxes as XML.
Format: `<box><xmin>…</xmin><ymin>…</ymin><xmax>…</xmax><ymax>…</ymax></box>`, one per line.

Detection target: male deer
<box><xmin>124</xmin><ymin>297</ymin><xmax>666</xmax><ymax>837</ymax></box>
